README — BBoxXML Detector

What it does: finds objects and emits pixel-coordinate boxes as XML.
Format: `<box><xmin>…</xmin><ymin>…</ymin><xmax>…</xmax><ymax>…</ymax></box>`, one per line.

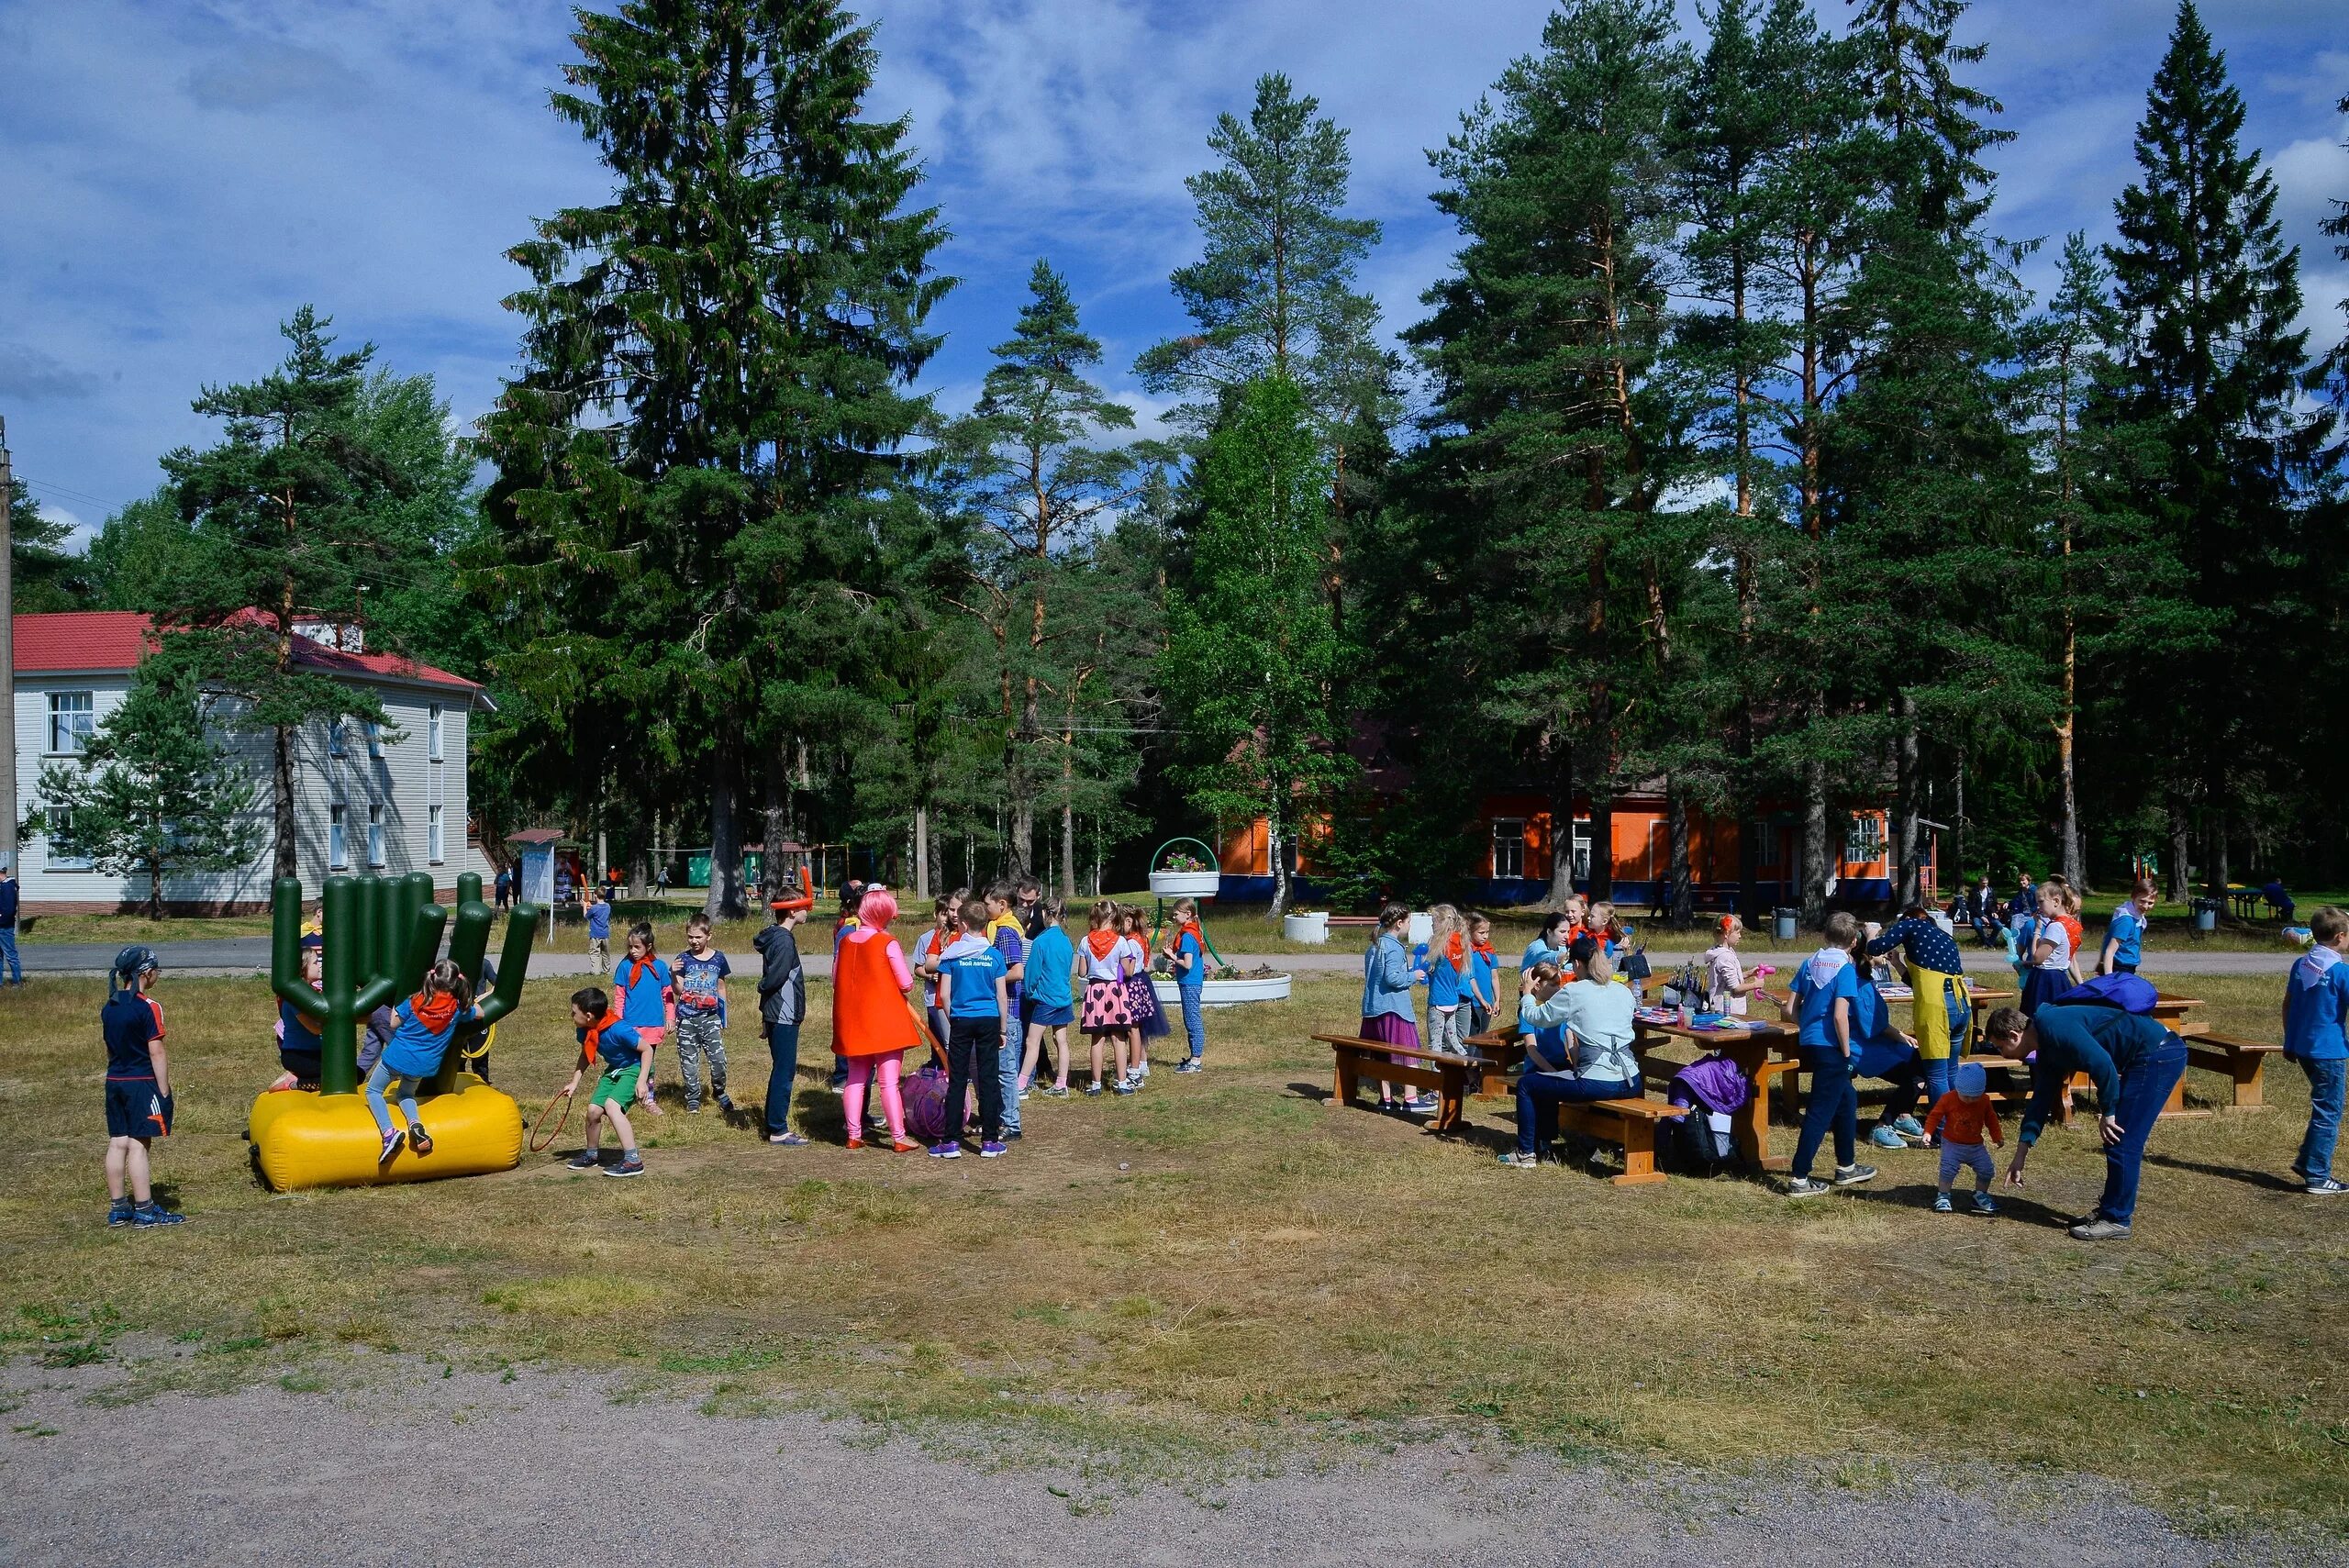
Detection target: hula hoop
<box><xmin>528</xmin><ymin>1085</ymin><xmax>574</xmax><ymax>1152</ymax></box>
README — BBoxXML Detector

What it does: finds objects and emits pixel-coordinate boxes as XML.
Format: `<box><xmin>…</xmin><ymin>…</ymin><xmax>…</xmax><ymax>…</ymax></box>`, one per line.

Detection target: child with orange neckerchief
<box><xmin>1161</xmin><ymin>897</ymin><xmax>1210</xmax><ymax>1072</ymax></box>
<box><xmin>611</xmin><ymin>922</ymin><xmax>674</xmax><ymax>1118</ymax></box>
<box><xmin>1465</xmin><ymin>915</ymin><xmax>1499</xmax><ymax>1038</ymax></box>
<box><xmin>363</xmin><ymin>960</ymin><xmax>479</xmax><ymax>1166</ymax></box>
<box><xmin>561</xmin><ymin>985</ymin><xmax>647</xmax><ymax>1177</ymax></box>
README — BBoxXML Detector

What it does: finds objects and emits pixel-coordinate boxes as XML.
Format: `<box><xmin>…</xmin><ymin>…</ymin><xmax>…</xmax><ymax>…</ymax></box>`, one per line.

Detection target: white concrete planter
<box><xmin>1154</xmin><ymin>974</ymin><xmax>1292</xmax><ymax>1007</ymax></box>
<box><xmin>1283</xmin><ymin>911</ymin><xmax>1330</xmax><ymax>943</ymax></box>
<box><xmin>1148</xmin><ymin>870</ymin><xmax>1221</xmax><ymax>898</ymax></box>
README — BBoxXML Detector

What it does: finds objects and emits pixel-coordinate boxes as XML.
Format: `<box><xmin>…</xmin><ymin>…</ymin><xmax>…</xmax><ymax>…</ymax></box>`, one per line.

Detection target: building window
<box><xmin>48</xmin><ymin>691</ymin><xmax>94</xmax><ymax>755</ymax></box>
<box><xmin>1570</xmin><ymin>824</ymin><xmax>1593</xmax><ymax>885</ymax></box>
<box><xmin>1492</xmin><ymin>819</ymin><xmax>1526</xmax><ymax>881</ymax></box>
<box><xmin>364</xmin><ymin>720</ymin><xmax>383</xmax><ymax>760</ymax></box>
<box><xmin>367</xmin><ymin>804</ymin><xmax>385</xmax><ymax>867</ymax></box>
<box><xmin>428</xmin><ymin>805</ymin><xmax>445</xmax><ymax>865</ymax></box>
<box><xmin>428</xmin><ymin>704</ymin><xmax>443</xmax><ymax>762</ymax></box>
<box><xmin>1845</xmin><ymin>813</ymin><xmax>1887</xmax><ymax>866</ymax></box>
<box><xmin>330</xmin><ymin>803</ymin><xmax>348</xmax><ymax>870</ymax></box>
<box><xmin>329</xmin><ymin>720</ymin><xmax>347</xmax><ymax>759</ymax></box>
<box><xmin>48</xmin><ymin>806</ymin><xmax>93</xmax><ymax>870</ymax></box>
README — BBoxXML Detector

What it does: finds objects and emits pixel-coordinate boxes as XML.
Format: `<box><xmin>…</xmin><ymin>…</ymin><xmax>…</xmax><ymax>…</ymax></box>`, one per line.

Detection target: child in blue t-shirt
<box><xmin>2283</xmin><ymin>906</ymin><xmax>2349</xmax><ymax>1195</ymax></box>
<box><xmin>1161</xmin><ymin>897</ymin><xmax>1210</xmax><ymax>1071</ymax></box>
<box><xmin>1421</xmin><ymin>906</ymin><xmax>1470</xmax><ymax>1056</ymax></box>
<box><xmin>922</xmin><ymin>901</ymin><xmax>1009</xmax><ymax>1157</ymax></box>
<box><xmin>1024</xmin><ymin>899</ymin><xmax>1079</xmax><ymax>1093</ymax></box>
<box><xmin>365</xmin><ymin>960</ymin><xmax>481</xmax><ymax>1166</ymax></box>
<box><xmin>102</xmin><ymin>946</ymin><xmax>184</xmax><ymax>1228</ymax></box>
<box><xmin>2099</xmin><ymin>878</ymin><xmax>2153</xmax><ymax>976</ymax></box>
<box><xmin>673</xmin><ymin>912</ymin><xmax>733</xmax><ymax>1114</ymax></box>
<box><xmin>561</xmin><ymin>985</ymin><xmax>648</xmax><ymax>1176</ymax></box>
<box><xmin>1465</xmin><ymin>915</ymin><xmax>1499</xmax><ymax>1039</ymax></box>
<box><xmin>611</xmin><ymin>922</ymin><xmax>674</xmax><ymax>1117</ymax></box>
<box><xmin>983</xmin><ymin>887</ymin><xmax>1028</xmax><ymax>1133</ymax></box>
<box><xmin>585</xmin><ymin>889</ymin><xmax>614</xmax><ymax>976</ymax></box>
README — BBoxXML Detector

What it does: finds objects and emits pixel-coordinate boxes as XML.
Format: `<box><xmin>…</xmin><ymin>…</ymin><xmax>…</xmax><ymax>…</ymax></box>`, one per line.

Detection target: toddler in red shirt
<box><xmin>1925</xmin><ymin>1061</ymin><xmax>2003</xmax><ymax>1215</ymax></box>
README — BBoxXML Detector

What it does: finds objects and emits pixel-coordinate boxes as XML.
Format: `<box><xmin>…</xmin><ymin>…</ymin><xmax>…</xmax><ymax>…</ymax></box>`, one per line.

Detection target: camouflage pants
<box><xmin>674</xmin><ymin>1009</ymin><xmax>728</xmax><ymax>1108</ymax></box>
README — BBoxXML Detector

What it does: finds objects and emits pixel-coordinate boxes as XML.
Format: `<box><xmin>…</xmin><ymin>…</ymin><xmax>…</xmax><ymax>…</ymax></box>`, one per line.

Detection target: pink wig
<box><xmin>858</xmin><ymin>886</ymin><xmax>899</xmax><ymax>929</ymax></box>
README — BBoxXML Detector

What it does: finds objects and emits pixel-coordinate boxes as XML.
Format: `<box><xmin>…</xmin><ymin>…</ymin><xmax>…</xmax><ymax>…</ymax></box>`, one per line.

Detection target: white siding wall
<box><xmin>14</xmin><ymin>672</ymin><xmax>486</xmax><ymax>906</ymax></box>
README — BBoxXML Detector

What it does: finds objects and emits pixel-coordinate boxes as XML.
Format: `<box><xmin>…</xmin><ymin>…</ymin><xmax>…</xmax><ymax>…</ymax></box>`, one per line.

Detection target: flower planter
<box><xmin>1153</xmin><ymin>974</ymin><xmax>1291</xmax><ymax>1007</ymax></box>
<box><xmin>1283</xmin><ymin>911</ymin><xmax>1330</xmax><ymax>944</ymax></box>
<box><xmin>1148</xmin><ymin>869</ymin><xmax>1221</xmax><ymax>898</ymax></box>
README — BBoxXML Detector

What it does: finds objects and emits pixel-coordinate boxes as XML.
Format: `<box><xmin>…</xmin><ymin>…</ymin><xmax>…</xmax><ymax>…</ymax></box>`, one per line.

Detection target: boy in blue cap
<box><xmin>1922</xmin><ymin>1060</ymin><xmax>2004</xmax><ymax>1214</ymax></box>
<box><xmin>102</xmin><ymin>946</ymin><xmax>184</xmax><ymax>1228</ymax></box>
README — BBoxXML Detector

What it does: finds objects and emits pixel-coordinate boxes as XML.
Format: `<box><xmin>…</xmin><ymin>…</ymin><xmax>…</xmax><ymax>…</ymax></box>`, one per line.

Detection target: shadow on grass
<box><xmin>2144</xmin><ymin>1151</ymin><xmax>2303</xmax><ymax>1194</ymax></box>
<box><xmin>1846</xmin><ymin>1178</ymin><xmax>2078</xmax><ymax>1229</ymax></box>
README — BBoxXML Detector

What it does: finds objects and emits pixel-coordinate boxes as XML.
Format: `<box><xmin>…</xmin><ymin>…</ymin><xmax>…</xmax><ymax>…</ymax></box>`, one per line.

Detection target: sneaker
<box><xmin>717</xmin><ymin>1093</ymin><xmax>736</xmax><ymax>1113</ymax></box>
<box><xmin>2303</xmin><ymin>1178</ymin><xmax>2345</xmax><ymax>1197</ymax></box>
<box><xmin>131</xmin><ymin>1203</ymin><xmax>185</xmax><ymax>1227</ymax></box>
<box><xmin>1043</xmin><ymin>1084</ymin><xmax>1070</xmax><ymax>1098</ymax></box>
<box><xmin>567</xmin><ymin>1150</ymin><xmax>601</xmax><ymax>1170</ymax></box>
<box><xmin>1497</xmin><ymin>1151</ymin><xmax>1542</xmax><ymax>1170</ymax></box>
<box><xmin>1005</xmin><ymin>1129</ymin><xmax>1023</xmax><ymax>1140</ymax></box>
<box><xmin>1831</xmin><ymin>1163</ymin><xmax>1877</xmax><ymax>1188</ymax></box>
<box><xmin>1112</xmin><ymin>1081</ymin><xmax>1137</xmax><ymax>1096</ymax></box>
<box><xmin>1892</xmin><ymin>1114</ymin><xmax>1925</xmax><ymax>1138</ymax></box>
<box><xmin>1018</xmin><ymin>1089</ymin><xmax>1030</xmax><ymax>1104</ymax></box>
<box><xmin>1868</xmin><ymin>1126</ymin><xmax>1906</xmax><ymax>1150</ymax></box>
<box><xmin>1785</xmin><ymin>1176</ymin><xmax>1831</xmax><ymax>1198</ymax></box>
<box><xmin>106</xmin><ymin>1199</ymin><xmax>134</xmax><ymax>1228</ymax></box>
<box><xmin>1174</xmin><ymin>1059</ymin><xmax>1203</xmax><ymax>1073</ymax></box>
<box><xmin>1085</xmin><ymin>1083</ymin><xmax>1103</xmax><ymax>1097</ymax></box>
<box><xmin>767</xmin><ymin>1131</ymin><xmax>808</xmax><ymax>1146</ymax></box>
<box><xmin>980</xmin><ymin>1140</ymin><xmax>1007</xmax><ymax>1159</ymax></box>
<box><xmin>930</xmin><ymin>1141</ymin><xmax>962</xmax><ymax>1159</ymax></box>
<box><xmin>408</xmin><ymin>1126</ymin><xmax>434</xmax><ymax>1157</ymax></box>
<box><xmin>685</xmin><ymin>1102</ymin><xmax>702</xmax><ymax>1115</ymax></box>
<box><xmin>1972</xmin><ymin>1191</ymin><xmax>1998</xmax><ymax>1215</ymax></box>
<box><xmin>1932</xmin><ymin>1193</ymin><xmax>1954</xmax><ymax>1214</ymax></box>
<box><xmin>606</xmin><ymin>1155</ymin><xmax>645</xmax><ymax>1178</ymax></box>
<box><xmin>377</xmin><ymin>1129</ymin><xmax>404</xmax><ymax>1166</ymax></box>
<box><xmin>2068</xmin><ymin>1218</ymin><xmax>2131</xmax><ymax>1241</ymax></box>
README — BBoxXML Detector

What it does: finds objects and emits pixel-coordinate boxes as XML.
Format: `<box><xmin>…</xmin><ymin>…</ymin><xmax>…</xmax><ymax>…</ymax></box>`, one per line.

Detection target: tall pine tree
<box><xmin>478</xmin><ymin>0</ymin><xmax>948</xmax><ymax>917</ymax></box>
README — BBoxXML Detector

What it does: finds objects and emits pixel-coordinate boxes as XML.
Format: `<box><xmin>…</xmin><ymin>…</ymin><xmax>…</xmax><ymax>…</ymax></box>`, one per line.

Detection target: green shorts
<box><xmin>590</xmin><ymin>1064</ymin><xmax>641</xmax><ymax>1108</ymax></box>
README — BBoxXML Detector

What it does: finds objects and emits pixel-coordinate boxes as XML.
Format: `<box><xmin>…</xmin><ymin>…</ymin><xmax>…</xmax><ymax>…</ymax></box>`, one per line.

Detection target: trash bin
<box><xmin>2192</xmin><ymin>897</ymin><xmax>2219</xmax><ymax>933</ymax></box>
<box><xmin>1773</xmin><ymin>906</ymin><xmax>1798</xmax><ymax>941</ymax></box>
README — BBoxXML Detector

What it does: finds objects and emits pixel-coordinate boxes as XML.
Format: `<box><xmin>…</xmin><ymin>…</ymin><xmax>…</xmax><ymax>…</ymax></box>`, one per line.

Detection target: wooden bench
<box><xmin>2187</xmin><ymin>1034</ymin><xmax>2281</xmax><ymax>1110</ymax></box>
<box><xmin>1325</xmin><ymin>915</ymin><xmax>1380</xmax><ymax>929</ymax></box>
<box><xmin>1315</xmin><ymin>1035</ymin><xmax>1499</xmax><ymax>1133</ymax></box>
<box><xmin>1548</xmin><ymin>1096</ymin><xmax>1689</xmax><ymax>1186</ymax></box>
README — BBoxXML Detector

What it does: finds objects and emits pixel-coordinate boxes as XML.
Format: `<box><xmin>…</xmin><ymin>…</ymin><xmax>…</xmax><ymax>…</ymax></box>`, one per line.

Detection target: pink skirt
<box><xmin>1082</xmin><ymin>977</ymin><xmax>1134</xmax><ymax>1032</ymax></box>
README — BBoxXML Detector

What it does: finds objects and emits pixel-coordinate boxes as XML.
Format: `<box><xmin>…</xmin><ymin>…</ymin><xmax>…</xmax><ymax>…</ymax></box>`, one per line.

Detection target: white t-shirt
<box><xmin>1082</xmin><ymin>935</ymin><xmax>1144</xmax><ymax>982</ymax></box>
<box><xmin>2032</xmin><ymin>917</ymin><xmax>2073</xmax><ymax>972</ymax></box>
<box><xmin>1701</xmin><ymin>944</ymin><xmax>1747</xmax><ymax>1016</ymax></box>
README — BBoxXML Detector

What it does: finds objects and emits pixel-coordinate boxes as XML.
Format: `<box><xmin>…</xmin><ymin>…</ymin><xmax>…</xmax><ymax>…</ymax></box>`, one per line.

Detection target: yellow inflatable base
<box><xmin>248</xmin><ymin>1076</ymin><xmax>522</xmax><ymax>1192</ymax></box>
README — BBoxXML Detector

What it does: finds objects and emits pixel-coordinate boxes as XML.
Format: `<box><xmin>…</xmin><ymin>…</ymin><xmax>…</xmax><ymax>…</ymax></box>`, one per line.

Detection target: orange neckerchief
<box><xmin>409</xmin><ymin>990</ymin><xmax>461</xmax><ymax>1034</ymax></box>
<box><xmin>1472</xmin><ymin>938</ymin><xmax>1497</xmax><ymax>961</ymax></box>
<box><xmin>1085</xmin><ymin>928</ymin><xmax>1121</xmax><ymax>960</ymax></box>
<box><xmin>1445</xmin><ymin>930</ymin><xmax>1467</xmax><ymax>969</ymax></box>
<box><xmin>580</xmin><ymin>1008</ymin><xmax>621</xmax><ymax>1064</ymax></box>
<box><xmin>621</xmin><ymin>954</ymin><xmax>660</xmax><ymax>993</ymax></box>
<box><xmin>1176</xmin><ymin>920</ymin><xmax>1207</xmax><ymax>957</ymax></box>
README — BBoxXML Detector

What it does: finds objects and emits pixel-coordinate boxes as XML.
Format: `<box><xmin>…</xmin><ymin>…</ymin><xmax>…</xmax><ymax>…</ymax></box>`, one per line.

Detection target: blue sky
<box><xmin>1</xmin><ymin>0</ymin><xmax>2343</xmax><ymax>546</ymax></box>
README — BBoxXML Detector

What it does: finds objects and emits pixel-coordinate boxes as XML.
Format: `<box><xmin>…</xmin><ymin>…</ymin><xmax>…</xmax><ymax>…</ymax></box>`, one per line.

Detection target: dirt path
<box><xmin>0</xmin><ymin>1356</ymin><xmax>2321</xmax><ymax>1567</ymax></box>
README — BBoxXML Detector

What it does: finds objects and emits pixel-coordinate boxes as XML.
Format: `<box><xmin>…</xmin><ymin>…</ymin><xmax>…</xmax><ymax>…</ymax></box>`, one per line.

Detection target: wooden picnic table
<box><xmin>1631</xmin><ymin>1015</ymin><xmax>1802</xmax><ymax>1173</ymax></box>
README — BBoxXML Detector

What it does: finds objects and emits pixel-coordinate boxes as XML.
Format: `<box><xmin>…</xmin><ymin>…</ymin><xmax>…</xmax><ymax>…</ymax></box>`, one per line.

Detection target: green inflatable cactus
<box><xmin>270</xmin><ymin>872</ymin><xmax>539</xmax><ymax>1096</ymax></box>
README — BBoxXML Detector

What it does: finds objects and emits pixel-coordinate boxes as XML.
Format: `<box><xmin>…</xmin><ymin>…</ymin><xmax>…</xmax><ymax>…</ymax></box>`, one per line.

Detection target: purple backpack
<box><xmin>2053</xmin><ymin>973</ymin><xmax>2159</xmax><ymax>1015</ymax></box>
<box><xmin>900</xmin><ymin>1062</ymin><xmax>952</xmax><ymax>1142</ymax></box>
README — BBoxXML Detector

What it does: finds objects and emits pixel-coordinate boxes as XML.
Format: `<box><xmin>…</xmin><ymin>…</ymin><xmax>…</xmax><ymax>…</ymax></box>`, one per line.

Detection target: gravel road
<box><xmin>8</xmin><ymin>939</ymin><xmax>2305</xmax><ymax>979</ymax></box>
<box><xmin>0</xmin><ymin>1355</ymin><xmax>2324</xmax><ymax>1567</ymax></box>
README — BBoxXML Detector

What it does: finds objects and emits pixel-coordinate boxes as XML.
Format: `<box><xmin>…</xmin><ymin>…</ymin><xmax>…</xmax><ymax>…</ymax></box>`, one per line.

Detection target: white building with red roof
<box><xmin>13</xmin><ymin>611</ymin><xmax>494</xmax><ymax>913</ymax></box>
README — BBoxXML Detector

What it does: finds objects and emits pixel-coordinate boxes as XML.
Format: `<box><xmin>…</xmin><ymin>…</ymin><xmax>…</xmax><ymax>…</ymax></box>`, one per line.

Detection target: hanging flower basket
<box><xmin>1147</xmin><ymin>839</ymin><xmax>1221</xmax><ymax>898</ymax></box>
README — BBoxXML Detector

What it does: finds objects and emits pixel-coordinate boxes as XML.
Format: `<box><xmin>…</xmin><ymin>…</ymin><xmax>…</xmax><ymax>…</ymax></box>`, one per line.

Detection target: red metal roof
<box><xmin>11</xmin><ymin>611</ymin><xmax>483</xmax><ymax>695</ymax></box>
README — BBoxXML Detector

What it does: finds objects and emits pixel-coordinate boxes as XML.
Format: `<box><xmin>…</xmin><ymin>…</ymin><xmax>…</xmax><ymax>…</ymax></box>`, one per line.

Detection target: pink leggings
<box><xmin>842</xmin><ymin>1056</ymin><xmax>905</xmax><ymax>1141</ymax></box>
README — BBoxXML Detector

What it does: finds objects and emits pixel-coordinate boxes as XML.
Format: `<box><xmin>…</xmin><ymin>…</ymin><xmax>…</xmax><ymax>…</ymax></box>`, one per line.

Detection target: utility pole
<box><xmin>0</xmin><ymin>416</ymin><xmax>16</xmax><ymax>877</ymax></box>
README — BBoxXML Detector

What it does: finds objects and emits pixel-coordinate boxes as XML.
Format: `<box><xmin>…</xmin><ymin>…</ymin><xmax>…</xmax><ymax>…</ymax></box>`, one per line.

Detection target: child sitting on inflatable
<box><xmin>269</xmin><ymin>934</ymin><xmax>395</xmax><ymax>1092</ymax></box>
<box><xmin>364</xmin><ymin>960</ymin><xmax>479</xmax><ymax>1164</ymax></box>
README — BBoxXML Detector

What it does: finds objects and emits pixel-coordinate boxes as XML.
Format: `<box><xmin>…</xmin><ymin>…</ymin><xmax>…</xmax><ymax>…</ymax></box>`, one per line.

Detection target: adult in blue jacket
<box><xmin>1982</xmin><ymin>1002</ymin><xmax>2187</xmax><ymax>1240</ymax></box>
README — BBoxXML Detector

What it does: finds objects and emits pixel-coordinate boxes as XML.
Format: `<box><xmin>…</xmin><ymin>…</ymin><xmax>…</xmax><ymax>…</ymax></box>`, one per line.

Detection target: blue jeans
<box><xmin>1516</xmin><ymin>1072</ymin><xmax>1640</xmax><ymax>1155</ymax></box>
<box><xmin>2294</xmin><ymin>1056</ymin><xmax>2345</xmax><ymax>1184</ymax></box>
<box><xmin>0</xmin><ymin>928</ymin><xmax>17</xmax><ymax>983</ymax></box>
<box><xmin>1920</xmin><ymin>1054</ymin><xmax>1952</xmax><ymax>1118</ymax></box>
<box><xmin>1180</xmin><ymin>986</ymin><xmax>1205</xmax><ymax>1060</ymax></box>
<box><xmin>364</xmin><ymin>1058</ymin><xmax>427</xmax><ymax>1136</ymax></box>
<box><xmin>998</xmin><ymin>1011</ymin><xmax>1022</xmax><ymax>1134</ymax></box>
<box><xmin>2093</xmin><ymin>1039</ymin><xmax>2188</xmax><ymax>1226</ymax></box>
<box><xmin>1792</xmin><ymin>1046</ymin><xmax>1857</xmax><ymax>1178</ymax></box>
<box><xmin>763</xmin><ymin>1020</ymin><xmax>801</xmax><ymax>1137</ymax></box>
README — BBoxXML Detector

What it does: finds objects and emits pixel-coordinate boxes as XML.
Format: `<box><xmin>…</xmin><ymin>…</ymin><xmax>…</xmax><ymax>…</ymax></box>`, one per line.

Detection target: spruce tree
<box><xmin>479</xmin><ymin>0</ymin><xmax>948</xmax><ymax>917</ymax></box>
<box><xmin>156</xmin><ymin>306</ymin><xmax>402</xmax><ymax>879</ymax></box>
<box><xmin>936</xmin><ymin>261</ymin><xmax>1168</xmax><ymax>876</ymax></box>
<box><xmin>6</xmin><ymin>481</ymin><xmax>94</xmax><ymax>613</ymax></box>
<box><xmin>36</xmin><ymin>658</ymin><xmax>262</xmax><ymax>919</ymax></box>
<box><xmin>1159</xmin><ymin>377</ymin><xmax>1344</xmax><ymax>918</ymax></box>
<box><xmin>2105</xmin><ymin>0</ymin><xmax>2317</xmax><ymax>898</ymax></box>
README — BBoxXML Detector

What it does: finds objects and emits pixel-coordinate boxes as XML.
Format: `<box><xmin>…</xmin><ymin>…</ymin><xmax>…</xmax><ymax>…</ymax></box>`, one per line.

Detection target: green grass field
<box><xmin>1</xmin><ymin>964</ymin><xmax>2343</xmax><ymax>1536</ymax></box>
